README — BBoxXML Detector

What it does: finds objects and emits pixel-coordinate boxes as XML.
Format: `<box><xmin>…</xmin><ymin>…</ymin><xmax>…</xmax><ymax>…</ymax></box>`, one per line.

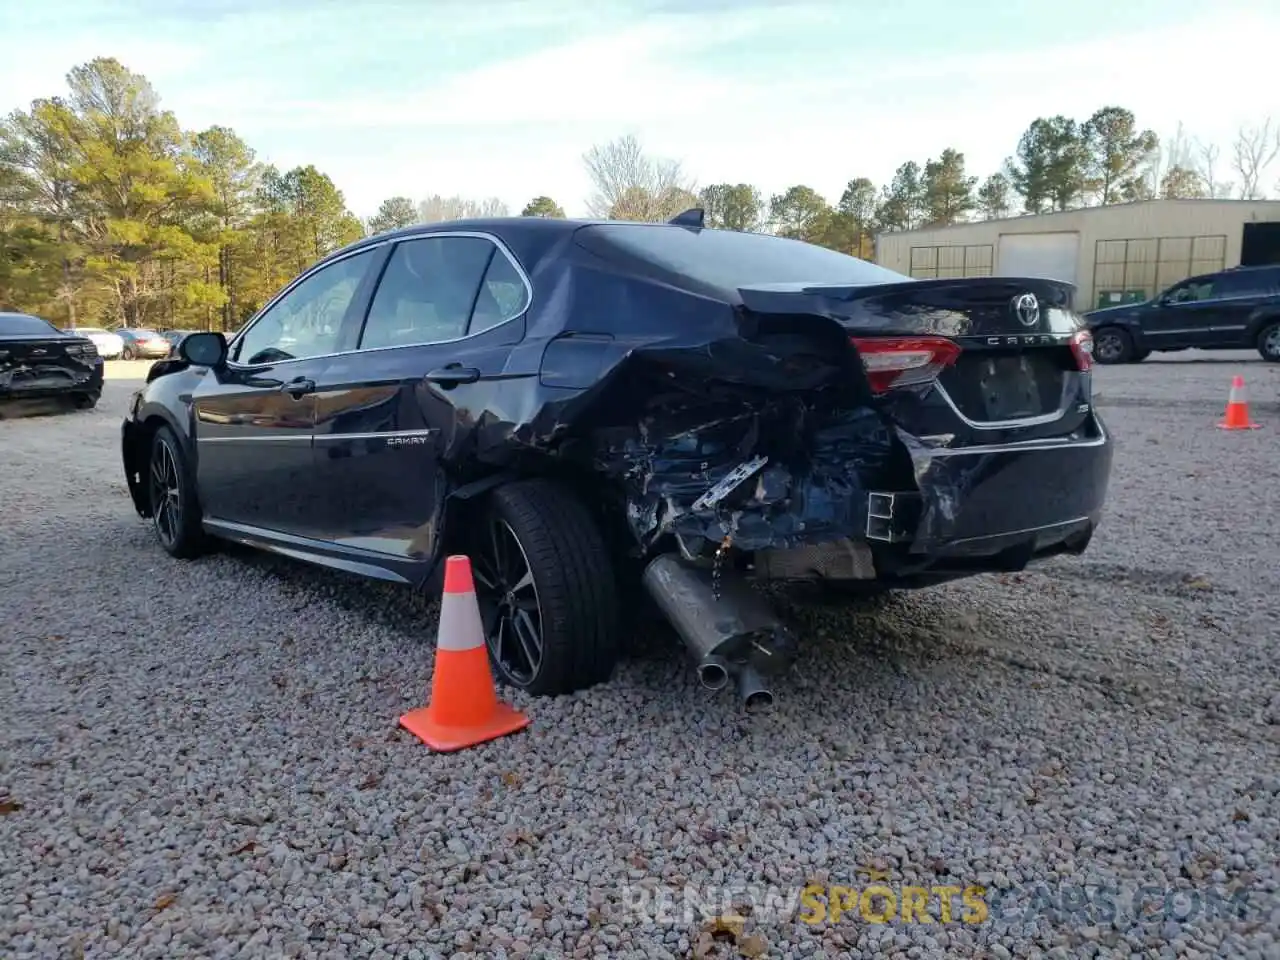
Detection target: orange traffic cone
<box><xmin>399</xmin><ymin>555</ymin><xmax>530</xmax><ymax>752</ymax></box>
<box><xmin>1217</xmin><ymin>375</ymin><xmax>1261</xmax><ymax>430</ymax></box>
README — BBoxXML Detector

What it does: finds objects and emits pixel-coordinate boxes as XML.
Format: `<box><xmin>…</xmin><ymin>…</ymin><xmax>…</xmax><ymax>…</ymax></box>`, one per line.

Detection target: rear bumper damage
<box><xmin>858</xmin><ymin>417</ymin><xmax>1111</xmax><ymax>581</ymax></box>
<box><xmin>594</xmin><ymin>358</ymin><xmax>1111</xmax><ymax>583</ymax></box>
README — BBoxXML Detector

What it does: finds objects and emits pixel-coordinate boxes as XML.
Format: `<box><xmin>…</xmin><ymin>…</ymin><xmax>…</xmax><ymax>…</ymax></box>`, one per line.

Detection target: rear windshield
<box><xmin>0</xmin><ymin>314</ymin><xmax>60</xmax><ymax>336</ymax></box>
<box><xmin>575</xmin><ymin>224</ymin><xmax>910</xmax><ymax>289</ymax></box>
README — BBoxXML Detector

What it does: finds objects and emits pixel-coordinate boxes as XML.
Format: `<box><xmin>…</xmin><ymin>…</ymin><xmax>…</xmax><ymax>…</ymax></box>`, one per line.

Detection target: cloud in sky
<box><xmin>2</xmin><ymin>0</ymin><xmax>1277</xmax><ymax>218</ymax></box>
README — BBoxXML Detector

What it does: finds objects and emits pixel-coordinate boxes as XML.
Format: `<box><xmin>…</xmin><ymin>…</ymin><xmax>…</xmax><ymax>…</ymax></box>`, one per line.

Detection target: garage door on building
<box><xmin>996</xmin><ymin>232</ymin><xmax>1081</xmax><ymax>288</ymax></box>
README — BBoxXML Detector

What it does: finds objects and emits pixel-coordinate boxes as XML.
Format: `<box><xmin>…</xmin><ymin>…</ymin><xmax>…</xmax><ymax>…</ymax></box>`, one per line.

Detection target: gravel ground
<box><xmin>2</xmin><ymin>353</ymin><xmax>1278</xmax><ymax>960</ymax></box>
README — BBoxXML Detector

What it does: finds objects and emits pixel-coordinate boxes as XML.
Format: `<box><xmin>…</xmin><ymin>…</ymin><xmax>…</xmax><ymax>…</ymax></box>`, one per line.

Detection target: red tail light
<box><xmin>1069</xmin><ymin>328</ymin><xmax>1094</xmax><ymax>372</ymax></box>
<box><xmin>849</xmin><ymin>336</ymin><xmax>962</xmax><ymax>394</ymax></box>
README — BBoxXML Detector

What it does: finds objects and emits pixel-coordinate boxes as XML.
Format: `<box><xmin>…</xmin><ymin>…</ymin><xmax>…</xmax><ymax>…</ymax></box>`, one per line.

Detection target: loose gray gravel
<box><xmin>2</xmin><ymin>353</ymin><xmax>1278</xmax><ymax>960</ymax></box>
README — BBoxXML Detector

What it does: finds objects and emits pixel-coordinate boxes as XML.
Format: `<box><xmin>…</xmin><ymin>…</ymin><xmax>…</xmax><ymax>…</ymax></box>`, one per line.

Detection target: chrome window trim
<box><xmin>223</xmin><ymin>230</ymin><xmax>533</xmax><ymax>371</ymax></box>
<box><xmin>198</xmin><ymin>428</ymin><xmax>438</xmax><ymax>444</ymax></box>
<box><xmin>933</xmin><ymin>379</ymin><xmax>1072</xmax><ymax>430</ymax></box>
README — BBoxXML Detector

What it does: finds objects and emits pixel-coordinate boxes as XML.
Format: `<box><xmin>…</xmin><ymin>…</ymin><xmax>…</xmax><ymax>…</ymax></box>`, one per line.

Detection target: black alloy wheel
<box><xmin>1257</xmin><ymin>321</ymin><xmax>1280</xmax><ymax>362</ymax></box>
<box><xmin>469</xmin><ymin>479</ymin><xmax>620</xmax><ymax>697</ymax></box>
<box><xmin>474</xmin><ymin>516</ymin><xmax>543</xmax><ymax>687</ymax></box>
<box><xmin>1092</xmin><ymin>327</ymin><xmax>1133</xmax><ymax>364</ymax></box>
<box><xmin>148</xmin><ymin>426</ymin><xmax>205</xmax><ymax>558</ymax></box>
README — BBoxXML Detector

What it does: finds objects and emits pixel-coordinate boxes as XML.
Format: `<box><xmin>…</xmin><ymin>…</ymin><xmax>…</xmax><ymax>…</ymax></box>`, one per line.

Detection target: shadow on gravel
<box><xmin>0</xmin><ymin>398</ymin><xmax>82</xmax><ymax>420</ymax></box>
<box><xmin>1144</xmin><ymin>354</ymin><xmax>1267</xmax><ymax>364</ymax></box>
<box><xmin>209</xmin><ymin>537</ymin><xmax>955</xmax><ymax>688</ymax></box>
<box><xmin>1046</xmin><ymin>560</ymin><xmax>1235</xmax><ymax>598</ymax></box>
<box><xmin>1095</xmin><ymin>396</ymin><xmax>1280</xmax><ymax>414</ymax></box>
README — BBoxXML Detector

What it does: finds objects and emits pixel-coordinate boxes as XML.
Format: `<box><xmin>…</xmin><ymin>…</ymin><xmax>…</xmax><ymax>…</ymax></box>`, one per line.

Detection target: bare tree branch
<box><xmin>1231</xmin><ymin>118</ymin><xmax>1279</xmax><ymax>200</ymax></box>
<box><xmin>582</xmin><ymin>135</ymin><xmax>696</xmax><ymax>221</ymax></box>
<box><xmin>1192</xmin><ymin>140</ymin><xmax>1233</xmax><ymax>199</ymax></box>
<box><xmin>416</xmin><ymin>194</ymin><xmax>509</xmax><ymax>223</ymax></box>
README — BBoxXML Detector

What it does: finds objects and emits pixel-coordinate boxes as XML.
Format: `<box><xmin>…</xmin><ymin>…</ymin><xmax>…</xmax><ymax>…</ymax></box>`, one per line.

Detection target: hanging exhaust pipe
<box><xmin>735</xmin><ymin>664</ymin><xmax>774</xmax><ymax>710</ymax></box>
<box><xmin>697</xmin><ymin>655</ymin><xmax>731</xmax><ymax>691</ymax></box>
<box><xmin>642</xmin><ymin>553</ymin><xmax>794</xmax><ymax>698</ymax></box>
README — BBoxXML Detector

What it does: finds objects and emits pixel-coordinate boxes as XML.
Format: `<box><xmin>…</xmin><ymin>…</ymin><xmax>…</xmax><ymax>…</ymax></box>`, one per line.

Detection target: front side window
<box><xmin>233</xmin><ymin>250</ymin><xmax>376</xmax><ymax>365</ymax></box>
<box><xmin>359</xmin><ymin>236</ymin><xmax>516</xmax><ymax>350</ymax></box>
<box><xmin>1166</xmin><ymin>278</ymin><xmax>1216</xmax><ymax>303</ymax></box>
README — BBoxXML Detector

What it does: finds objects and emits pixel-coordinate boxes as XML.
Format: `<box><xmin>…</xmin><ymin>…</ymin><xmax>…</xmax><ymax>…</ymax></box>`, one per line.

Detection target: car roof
<box><xmin>315</xmin><ymin>215</ymin><xmax>677</xmax><ymax>270</ymax></box>
<box><xmin>1221</xmin><ymin>264</ymin><xmax>1280</xmax><ymax>274</ymax></box>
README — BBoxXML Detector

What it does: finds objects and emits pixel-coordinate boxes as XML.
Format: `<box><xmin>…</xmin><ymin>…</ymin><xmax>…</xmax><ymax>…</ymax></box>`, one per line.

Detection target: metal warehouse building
<box><xmin>873</xmin><ymin>199</ymin><xmax>1280</xmax><ymax>310</ymax></box>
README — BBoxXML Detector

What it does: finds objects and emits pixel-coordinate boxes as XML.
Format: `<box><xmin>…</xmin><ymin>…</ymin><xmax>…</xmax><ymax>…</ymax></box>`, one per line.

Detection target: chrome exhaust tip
<box><xmin>736</xmin><ymin>664</ymin><xmax>774</xmax><ymax>711</ymax></box>
<box><xmin>697</xmin><ymin>656</ymin><xmax>731</xmax><ymax>691</ymax></box>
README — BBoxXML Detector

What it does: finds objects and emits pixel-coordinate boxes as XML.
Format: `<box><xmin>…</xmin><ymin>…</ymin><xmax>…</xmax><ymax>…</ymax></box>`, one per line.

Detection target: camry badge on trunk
<box><xmin>1013</xmin><ymin>293</ymin><xmax>1040</xmax><ymax>326</ymax></box>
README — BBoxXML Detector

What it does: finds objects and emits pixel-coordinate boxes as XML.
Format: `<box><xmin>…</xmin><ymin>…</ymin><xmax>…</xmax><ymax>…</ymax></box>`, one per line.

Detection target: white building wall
<box><xmin>873</xmin><ymin>200</ymin><xmax>1280</xmax><ymax>309</ymax></box>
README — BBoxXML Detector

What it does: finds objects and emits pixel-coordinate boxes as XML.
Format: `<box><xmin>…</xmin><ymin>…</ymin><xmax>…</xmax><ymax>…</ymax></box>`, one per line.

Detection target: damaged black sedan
<box><xmin>121</xmin><ymin>214</ymin><xmax>1112</xmax><ymax>701</ymax></box>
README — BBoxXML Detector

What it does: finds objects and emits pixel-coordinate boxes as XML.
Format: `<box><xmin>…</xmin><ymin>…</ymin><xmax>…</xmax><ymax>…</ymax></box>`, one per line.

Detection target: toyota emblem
<box><xmin>1012</xmin><ymin>293</ymin><xmax>1040</xmax><ymax>327</ymax></box>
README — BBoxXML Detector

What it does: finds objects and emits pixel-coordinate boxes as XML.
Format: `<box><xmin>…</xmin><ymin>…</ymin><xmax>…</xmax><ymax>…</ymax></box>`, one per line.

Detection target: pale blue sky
<box><xmin>3</xmin><ymin>0</ymin><xmax>1277</xmax><ymax>218</ymax></box>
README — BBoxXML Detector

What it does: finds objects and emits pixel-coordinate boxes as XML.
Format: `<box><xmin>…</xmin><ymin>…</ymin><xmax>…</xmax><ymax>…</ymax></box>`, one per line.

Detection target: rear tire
<box><xmin>1257</xmin><ymin>321</ymin><xmax>1280</xmax><ymax>362</ymax></box>
<box><xmin>1093</xmin><ymin>327</ymin><xmax>1133</xmax><ymax>364</ymax></box>
<box><xmin>73</xmin><ymin>391</ymin><xmax>100</xmax><ymax>410</ymax></box>
<box><xmin>148</xmin><ymin>425</ymin><xmax>206</xmax><ymax>559</ymax></box>
<box><xmin>471</xmin><ymin>479</ymin><xmax>620</xmax><ymax>696</ymax></box>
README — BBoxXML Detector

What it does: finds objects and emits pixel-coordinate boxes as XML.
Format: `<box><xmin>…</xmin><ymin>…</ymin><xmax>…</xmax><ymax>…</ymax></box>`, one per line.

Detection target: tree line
<box><xmin>2</xmin><ymin>57</ymin><xmax>1277</xmax><ymax>331</ymax></box>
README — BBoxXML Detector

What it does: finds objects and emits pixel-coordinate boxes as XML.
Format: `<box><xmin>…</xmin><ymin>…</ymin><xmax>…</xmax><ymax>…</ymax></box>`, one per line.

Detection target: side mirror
<box><xmin>179</xmin><ymin>331</ymin><xmax>228</xmax><ymax>367</ymax></box>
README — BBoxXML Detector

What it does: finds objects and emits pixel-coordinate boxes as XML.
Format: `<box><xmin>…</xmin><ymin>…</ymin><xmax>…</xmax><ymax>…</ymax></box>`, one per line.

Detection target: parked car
<box><xmin>118</xmin><ymin>328</ymin><xmax>172</xmax><ymax>360</ymax></box>
<box><xmin>120</xmin><ymin>215</ymin><xmax>1112</xmax><ymax>702</ymax></box>
<box><xmin>2</xmin><ymin>311</ymin><xmax>104</xmax><ymax>409</ymax></box>
<box><xmin>159</xmin><ymin>330</ymin><xmax>190</xmax><ymax>357</ymax></box>
<box><xmin>66</xmin><ymin>326</ymin><xmax>125</xmax><ymax>360</ymax></box>
<box><xmin>1084</xmin><ymin>263</ymin><xmax>1280</xmax><ymax>363</ymax></box>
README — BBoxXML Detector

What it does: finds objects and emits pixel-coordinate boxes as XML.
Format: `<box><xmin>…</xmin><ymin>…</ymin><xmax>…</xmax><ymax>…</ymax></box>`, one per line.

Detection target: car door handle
<box><xmin>280</xmin><ymin>377</ymin><xmax>315</xmax><ymax>398</ymax></box>
<box><xmin>424</xmin><ymin>365</ymin><xmax>480</xmax><ymax>387</ymax></box>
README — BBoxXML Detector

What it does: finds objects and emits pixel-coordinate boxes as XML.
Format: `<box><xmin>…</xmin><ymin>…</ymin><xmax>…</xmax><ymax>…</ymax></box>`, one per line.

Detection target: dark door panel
<box><xmin>305</xmin><ymin>233</ymin><xmax>532</xmax><ymax>569</ymax></box>
<box><xmin>309</xmin><ymin>341</ymin><xmax>517</xmax><ymax>563</ymax></box>
<box><xmin>1145</xmin><ymin>276</ymin><xmax>1221</xmax><ymax>348</ymax></box>
<box><xmin>193</xmin><ymin>360</ymin><xmax>330</xmax><ymax>536</ymax></box>
<box><xmin>194</xmin><ymin>245</ymin><xmax>383</xmax><ymax>538</ymax></box>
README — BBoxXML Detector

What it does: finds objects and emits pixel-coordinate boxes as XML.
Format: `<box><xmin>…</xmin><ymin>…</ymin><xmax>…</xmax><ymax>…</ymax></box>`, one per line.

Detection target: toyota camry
<box><xmin>120</xmin><ymin>213</ymin><xmax>1112</xmax><ymax>703</ymax></box>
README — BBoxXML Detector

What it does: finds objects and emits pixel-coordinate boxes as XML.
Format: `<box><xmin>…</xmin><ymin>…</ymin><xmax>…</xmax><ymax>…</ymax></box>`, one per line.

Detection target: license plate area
<box><xmin>976</xmin><ymin>356</ymin><xmax>1040</xmax><ymax>420</ymax></box>
<box><xmin>939</xmin><ymin>349</ymin><xmax>1068</xmax><ymax>423</ymax></box>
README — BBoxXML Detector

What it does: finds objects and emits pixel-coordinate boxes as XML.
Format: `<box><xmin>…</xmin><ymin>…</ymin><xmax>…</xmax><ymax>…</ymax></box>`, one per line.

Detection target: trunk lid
<box><xmin>738</xmin><ymin>276</ymin><xmax>1094</xmax><ymax>445</ymax></box>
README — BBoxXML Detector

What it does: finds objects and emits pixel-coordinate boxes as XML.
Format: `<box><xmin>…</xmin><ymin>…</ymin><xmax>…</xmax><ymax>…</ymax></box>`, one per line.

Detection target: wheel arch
<box><xmin>122</xmin><ymin>406</ymin><xmax>190</xmax><ymax>518</ymax></box>
<box><xmin>1247</xmin><ymin>311</ymin><xmax>1280</xmax><ymax>340</ymax></box>
<box><xmin>428</xmin><ymin>458</ymin><xmax>632</xmax><ymax>593</ymax></box>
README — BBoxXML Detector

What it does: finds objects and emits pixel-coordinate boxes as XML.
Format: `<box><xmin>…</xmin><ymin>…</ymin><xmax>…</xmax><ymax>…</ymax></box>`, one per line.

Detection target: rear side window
<box><xmin>361</xmin><ymin>237</ymin><xmax>498</xmax><ymax>349</ymax></box>
<box><xmin>1216</xmin><ymin>271</ymin><xmax>1276</xmax><ymax>297</ymax></box>
<box><xmin>0</xmin><ymin>313</ymin><xmax>60</xmax><ymax>336</ymax></box>
<box><xmin>470</xmin><ymin>249</ymin><xmax>530</xmax><ymax>335</ymax></box>
<box><xmin>575</xmin><ymin>224</ymin><xmax>910</xmax><ymax>289</ymax></box>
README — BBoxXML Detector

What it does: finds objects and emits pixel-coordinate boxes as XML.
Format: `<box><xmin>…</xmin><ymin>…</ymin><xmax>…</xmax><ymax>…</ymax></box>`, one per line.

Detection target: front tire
<box><xmin>1093</xmin><ymin>327</ymin><xmax>1133</xmax><ymax>364</ymax></box>
<box><xmin>1257</xmin><ymin>321</ymin><xmax>1280</xmax><ymax>362</ymax></box>
<box><xmin>471</xmin><ymin>479</ymin><xmax>620</xmax><ymax>696</ymax></box>
<box><xmin>148</xmin><ymin>425</ymin><xmax>206</xmax><ymax>559</ymax></box>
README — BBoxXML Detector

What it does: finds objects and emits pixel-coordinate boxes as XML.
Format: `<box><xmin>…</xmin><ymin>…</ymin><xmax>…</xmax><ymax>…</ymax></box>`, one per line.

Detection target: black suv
<box><xmin>1083</xmin><ymin>264</ymin><xmax>1280</xmax><ymax>363</ymax></box>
